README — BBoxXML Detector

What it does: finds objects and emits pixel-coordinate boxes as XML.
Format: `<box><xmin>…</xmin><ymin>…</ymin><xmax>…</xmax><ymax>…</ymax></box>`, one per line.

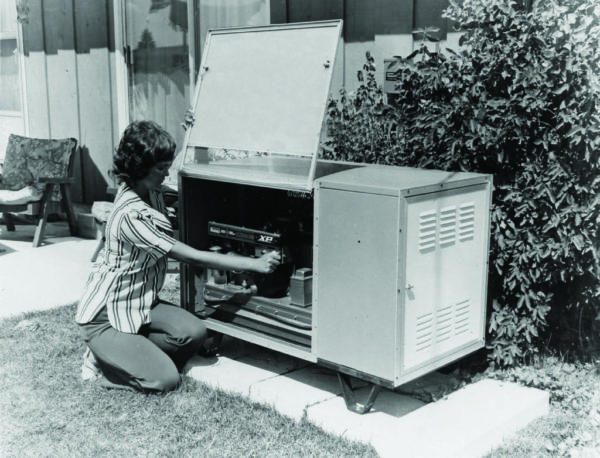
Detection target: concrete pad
<box><xmin>184</xmin><ymin>349</ymin><xmax>309</xmax><ymax>397</ymax></box>
<box><xmin>185</xmin><ymin>341</ymin><xmax>548</xmax><ymax>458</ymax></box>
<box><xmin>214</xmin><ymin>334</ymin><xmax>264</xmax><ymax>360</ymax></box>
<box><xmin>371</xmin><ymin>378</ymin><xmax>550</xmax><ymax>458</ymax></box>
<box><xmin>396</xmin><ymin>370</ymin><xmax>457</xmax><ymax>401</ymax></box>
<box><xmin>236</xmin><ymin>348</ymin><xmax>311</xmax><ymax>373</ymax></box>
<box><xmin>248</xmin><ymin>365</ymin><xmax>343</xmax><ymax>421</ymax></box>
<box><xmin>306</xmin><ymin>387</ymin><xmax>425</xmax><ymax>443</ymax></box>
<box><xmin>0</xmin><ymin>237</ymin><xmax>96</xmax><ymax>319</ymax></box>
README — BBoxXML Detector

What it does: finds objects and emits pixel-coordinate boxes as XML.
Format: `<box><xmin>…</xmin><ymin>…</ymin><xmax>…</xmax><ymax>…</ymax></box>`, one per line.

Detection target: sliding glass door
<box><xmin>119</xmin><ymin>0</ymin><xmax>269</xmax><ymax>183</ymax></box>
<box><xmin>0</xmin><ymin>0</ymin><xmax>25</xmax><ymax>160</ymax></box>
<box><xmin>124</xmin><ymin>0</ymin><xmax>190</xmax><ymax>151</ymax></box>
<box><xmin>191</xmin><ymin>0</ymin><xmax>270</xmax><ymax>78</ymax></box>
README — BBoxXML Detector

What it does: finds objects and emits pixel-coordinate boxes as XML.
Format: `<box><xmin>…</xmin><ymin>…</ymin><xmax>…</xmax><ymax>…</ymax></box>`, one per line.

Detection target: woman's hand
<box><xmin>168</xmin><ymin>241</ymin><xmax>281</xmax><ymax>273</ymax></box>
<box><xmin>181</xmin><ymin>107</ymin><xmax>195</xmax><ymax>131</ymax></box>
<box><xmin>253</xmin><ymin>251</ymin><xmax>281</xmax><ymax>274</ymax></box>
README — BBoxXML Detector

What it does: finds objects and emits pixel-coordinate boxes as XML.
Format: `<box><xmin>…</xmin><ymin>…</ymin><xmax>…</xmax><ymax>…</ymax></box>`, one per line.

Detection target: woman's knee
<box><xmin>130</xmin><ymin>360</ymin><xmax>181</xmax><ymax>393</ymax></box>
<box><xmin>149</xmin><ymin>368</ymin><xmax>181</xmax><ymax>393</ymax></box>
<box><xmin>173</xmin><ymin>316</ymin><xmax>207</xmax><ymax>348</ymax></box>
<box><xmin>188</xmin><ymin>319</ymin><xmax>207</xmax><ymax>345</ymax></box>
<box><xmin>152</xmin><ymin>305</ymin><xmax>207</xmax><ymax>345</ymax></box>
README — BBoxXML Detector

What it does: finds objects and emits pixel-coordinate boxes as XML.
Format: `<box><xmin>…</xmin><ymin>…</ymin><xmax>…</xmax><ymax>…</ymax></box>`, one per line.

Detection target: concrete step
<box><xmin>73</xmin><ymin>204</ymin><xmax>97</xmax><ymax>240</ymax></box>
<box><xmin>0</xmin><ymin>237</ymin><xmax>97</xmax><ymax>319</ymax></box>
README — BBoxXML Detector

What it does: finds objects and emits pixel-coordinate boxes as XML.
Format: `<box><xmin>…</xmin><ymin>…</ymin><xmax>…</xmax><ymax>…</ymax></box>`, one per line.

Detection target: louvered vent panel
<box><xmin>454</xmin><ymin>299</ymin><xmax>471</xmax><ymax>336</ymax></box>
<box><xmin>439</xmin><ymin>206</ymin><xmax>457</xmax><ymax>247</ymax></box>
<box><xmin>415</xmin><ymin>312</ymin><xmax>433</xmax><ymax>351</ymax></box>
<box><xmin>419</xmin><ymin>203</ymin><xmax>476</xmax><ymax>252</ymax></box>
<box><xmin>436</xmin><ymin>305</ymin><xmax>453</xmax><ymax>343</ymax></box>
<box><xmin>458</xmin><ymin>203</ymin><xmax>476</xmax><ymax>241</ymax></box>
<box><xmin>418</xmin><ymin>210</ymin><xmax>437</xmax><ymax>251</ymax></box>
<box><xmin>415</xmin><ymin>299</ymin><xmax>473</xmax><ymax>353</ymax></box>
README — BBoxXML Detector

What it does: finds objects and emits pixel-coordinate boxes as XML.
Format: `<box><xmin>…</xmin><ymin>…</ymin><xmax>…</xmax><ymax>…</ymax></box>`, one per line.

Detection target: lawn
<box><xmin>0</xmin><ymin>304</ymin><xmax>377</xmax><ymax>457</ymax></box>
<box><xmin>480</xmin><ymin>360</ymin><xmax>600</xmax><ymax>457</ymax></box>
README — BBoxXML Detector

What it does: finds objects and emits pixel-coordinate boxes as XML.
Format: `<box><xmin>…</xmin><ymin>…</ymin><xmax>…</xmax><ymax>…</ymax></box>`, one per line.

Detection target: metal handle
<box><xmin>123</xmin><ymin>45</ymin><xmax>131</xmax><ymax>65</ymax></box>
<box><xmin>406</xmin><ymin>283</ymin><xmax>414</xmax><ymax>291</ymax></box>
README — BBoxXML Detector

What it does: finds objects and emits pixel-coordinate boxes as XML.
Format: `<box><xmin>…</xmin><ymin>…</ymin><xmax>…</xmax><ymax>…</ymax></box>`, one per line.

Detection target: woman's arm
<box><xmin>167</xmin><ymin>241</ymin><xmax>280</xmax><ymax>274</ymax></box>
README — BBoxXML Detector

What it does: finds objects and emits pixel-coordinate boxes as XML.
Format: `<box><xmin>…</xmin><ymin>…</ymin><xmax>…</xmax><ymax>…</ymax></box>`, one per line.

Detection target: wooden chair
<box><xmin>0</xmin><ymin>134</ymin><xmax>78</xmax><ymax>247</ymax></box>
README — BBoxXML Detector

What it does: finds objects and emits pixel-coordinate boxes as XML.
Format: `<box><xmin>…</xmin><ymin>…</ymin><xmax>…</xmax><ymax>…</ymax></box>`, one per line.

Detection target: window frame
<box><xmin>0</xmin><ymin>19</ymin><xmax>28</xmax><ymax>127</ymax></box>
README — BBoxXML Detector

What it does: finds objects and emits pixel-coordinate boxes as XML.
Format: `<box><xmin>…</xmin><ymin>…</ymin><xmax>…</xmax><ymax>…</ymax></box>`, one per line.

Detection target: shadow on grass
<box><xmin>0</xmin><ymin>304</ymin><xmax>377</xmax><ymax>457</ymax></box>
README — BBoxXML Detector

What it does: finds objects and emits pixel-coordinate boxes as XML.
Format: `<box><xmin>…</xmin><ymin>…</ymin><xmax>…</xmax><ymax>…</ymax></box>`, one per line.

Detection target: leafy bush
<box><xmin>324</xmin><ymin>0</ymin><xmax>600</xmax><ymax>366</ymax></box>
<box><xmin>324</xmin><ymin>52</ymin><xmax>396</xmax><ymax>164</ymax></box>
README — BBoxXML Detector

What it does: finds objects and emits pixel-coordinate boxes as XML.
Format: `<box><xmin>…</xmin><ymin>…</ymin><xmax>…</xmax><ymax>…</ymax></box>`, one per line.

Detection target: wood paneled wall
<box><xmin>271</xmin><ymin>0</ymin><xmax>450</xmax><ymax>94</ymax></box>
<box><xmin>21</xmin><ymin>0</ymin><xmax>117</xmax><ymax>204</ymax></box>
<box><xmin>271</xmin><ymin>0</ymin><xmax>448</xmax><ymax>39</ymax></box>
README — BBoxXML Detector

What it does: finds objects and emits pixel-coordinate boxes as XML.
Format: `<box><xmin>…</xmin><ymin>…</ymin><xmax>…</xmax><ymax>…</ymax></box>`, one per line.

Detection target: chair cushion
<box><xmin>1</xmin><ymin>134</ymin><xmax>76</xmax><ymax>201</ymax></box>
<box><xmin>0</xmin><ymin>186</ymin><xmax>42</xmax><ymax>206</ymax></box>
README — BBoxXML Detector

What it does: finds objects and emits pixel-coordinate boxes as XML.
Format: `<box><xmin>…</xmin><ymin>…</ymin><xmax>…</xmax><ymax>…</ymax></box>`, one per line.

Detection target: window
<box><xmin>0</xmin><ymin>37</ymin><xmax>19</xmax><ymax>112</ymax></box>
<box><xmin>0</xmin><ymin>0</ymin><xmax>25</xmax><ymax>159</ymax></box>
<box><xmin>0</xmin><ymin>0</ymin><xmax>22</xmax><ymax>114</ymax></box>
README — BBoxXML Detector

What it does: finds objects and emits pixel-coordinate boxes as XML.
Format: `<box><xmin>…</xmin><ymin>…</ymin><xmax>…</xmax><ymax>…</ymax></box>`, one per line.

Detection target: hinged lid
<box><xmin>180</xmin><ymin>20</ymin><xmax>342</xmax><ymax>190</ymax></box>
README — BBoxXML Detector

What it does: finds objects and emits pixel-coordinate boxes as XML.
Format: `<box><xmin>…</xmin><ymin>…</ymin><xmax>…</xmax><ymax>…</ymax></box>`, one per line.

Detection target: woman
<box><xmin>75</xmin><ymin>120</ymin><xmax>279</xmax><ymax>392</ymax></box>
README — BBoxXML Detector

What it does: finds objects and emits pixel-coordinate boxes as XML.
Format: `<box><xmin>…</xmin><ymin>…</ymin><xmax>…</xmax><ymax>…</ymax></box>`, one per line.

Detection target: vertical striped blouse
<box><xmin>75</xmin><ymin>183</ymin><xmax>177</xmax><ymax>333</ymax></box>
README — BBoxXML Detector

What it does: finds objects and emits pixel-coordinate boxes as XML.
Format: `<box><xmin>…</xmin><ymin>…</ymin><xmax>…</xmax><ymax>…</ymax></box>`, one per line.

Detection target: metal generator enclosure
<box><xmin>178</xmin><ymin>20</ymin><xmax>493</xmax><ymax>395</ymax></box>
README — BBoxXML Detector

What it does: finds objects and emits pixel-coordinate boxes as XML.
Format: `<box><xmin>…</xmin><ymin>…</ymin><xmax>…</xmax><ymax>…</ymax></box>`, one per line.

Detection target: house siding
<box><xmin>271</xmin><ymin>0</ymin><xmax>449</xmax><ymax>94</ymax></box>
<box><xmin>20</xmin><ymin>0</ymin><xmax>117</xmax><ymax>203</ymax></box>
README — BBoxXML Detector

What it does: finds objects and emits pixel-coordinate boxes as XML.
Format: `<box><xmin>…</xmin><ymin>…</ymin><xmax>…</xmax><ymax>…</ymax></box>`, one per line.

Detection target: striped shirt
<box><xmin>75</xmin><ymin>183</ymin><xmax>177</xmax><ymax>333</ymax></box>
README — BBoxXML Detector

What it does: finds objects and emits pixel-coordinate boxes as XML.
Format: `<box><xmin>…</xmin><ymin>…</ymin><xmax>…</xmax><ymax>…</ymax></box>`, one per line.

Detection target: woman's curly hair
<box><xmin>111</xmin><ymin>120</ymin><xmax>176</xmax><ymax>186</ymax></box>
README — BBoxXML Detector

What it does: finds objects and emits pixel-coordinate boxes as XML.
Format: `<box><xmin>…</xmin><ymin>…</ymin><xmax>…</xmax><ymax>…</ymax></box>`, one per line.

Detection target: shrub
<box><xmin>324</xmin><ymin>52</ymin><xmax>398</xmax><ymax>164</ymax></box>
<box><xmin>324</xmin><ymin>0</ymin><xmax>600</xmax><ymax>366</ymax></box>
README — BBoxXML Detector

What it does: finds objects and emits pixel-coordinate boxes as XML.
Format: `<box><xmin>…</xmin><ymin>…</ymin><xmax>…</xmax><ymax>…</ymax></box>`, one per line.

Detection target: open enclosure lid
<box><xmin>180</xmin><ymin>20</ymin><xmax>342</xmax><ymax>189</ymax></box>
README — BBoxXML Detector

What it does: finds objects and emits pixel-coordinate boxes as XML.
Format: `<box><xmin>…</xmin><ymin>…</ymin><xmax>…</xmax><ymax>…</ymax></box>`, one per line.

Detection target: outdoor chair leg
<box><xmin>60</xmin><ymin>183</ymin><xmax>77</xmax><ymax>236</ymax></box>
<box><xmin>3</xmin><ymin>212</ymin><xmax>15</xmax><ymax>231</ymax></box>
<box><xmin>33</xmin><ymin>184</ymin><xmax>55</xmax><ymax>247</ymax></box>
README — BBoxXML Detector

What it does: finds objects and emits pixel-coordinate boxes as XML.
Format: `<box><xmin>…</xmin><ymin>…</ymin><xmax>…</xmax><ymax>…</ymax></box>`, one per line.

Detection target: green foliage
<box><xmin>477</xmin><ymin>356</ymin><xmax>597</xmax><ymax>410</ymax></box>
<box><xmin>474</xmin><ymin>356</ymin><xmax>600</xmax><ymax>454</ymax></box>
<box><xmin>324</xmin><ymin>0</ymin><xmax>600</xmax><ymax>366</ymax></box>
<box><xmin>325</xmin><ymin>52</ymin><xmax>399</xmax><ymax>164</ymax></box>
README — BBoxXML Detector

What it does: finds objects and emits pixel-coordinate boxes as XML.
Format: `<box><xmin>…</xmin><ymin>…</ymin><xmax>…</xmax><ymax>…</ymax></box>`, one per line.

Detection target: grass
<box><xmin>480</xmin><ymin>358</ymin><xmax>600</xmax><ymax>457</ymax></box>
<box><xmin>0</xmin><ymin>304</ymin><xmax>378</xmax><ymax>457</ymax></box>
